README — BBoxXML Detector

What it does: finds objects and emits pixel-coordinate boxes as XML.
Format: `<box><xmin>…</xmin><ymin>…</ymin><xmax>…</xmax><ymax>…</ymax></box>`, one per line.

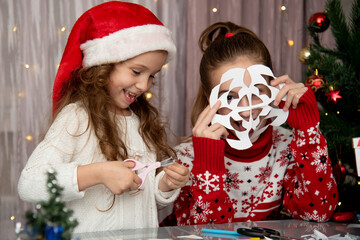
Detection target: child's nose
<box><xmin>238</xmin><ymin>109</ymin><xmax>251</xmax><ymax>121</ymax></box>
<box><xmin>136</xmin><ymin>77</ymin><xmax>150</xmax><ymax>92</ymax></box>
<box><xmin>237</xmin><ymin>96</ymin><xmax>249</xmax><ymax>107</ymax></box>
<box><xmin>237</xmin><ymin>96</ymin><xmax>251</xmax><ymax>120</ymax></box>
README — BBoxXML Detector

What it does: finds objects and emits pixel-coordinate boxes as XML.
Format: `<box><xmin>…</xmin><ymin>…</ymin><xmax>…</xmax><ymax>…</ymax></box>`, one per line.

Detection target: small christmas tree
<box><xmin>303</xmin><ymin>0</ymin><xmax>360</xmax><ymax>214</ymax></box>
<box><xmin>23</xmin><ymin>169</ymin><xmax>78</xmax><ymax>239</ymax></box>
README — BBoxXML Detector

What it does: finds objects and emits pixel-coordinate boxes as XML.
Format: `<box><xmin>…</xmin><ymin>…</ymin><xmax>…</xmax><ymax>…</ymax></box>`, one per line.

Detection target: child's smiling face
<box><xmin>107</xmin><ymin>50</ymin><xmax>167</xmax><ymax>115</ymax></box>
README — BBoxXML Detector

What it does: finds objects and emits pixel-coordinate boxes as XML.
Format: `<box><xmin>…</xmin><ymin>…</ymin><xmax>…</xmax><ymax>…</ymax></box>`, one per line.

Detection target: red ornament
<box><xmin>325</xmin><ymin>90</ymin><xmax>342</xmax><ymax>103</ymax></box>
<box><xmin>305</xmin><ymin>74</ymin><xmax>325</xmax><ymax>92</ymax></box>
<box><xmin>333</xmin><ymin>161</ymin><xmax>346</xmax><ymax>184</ymax></box>
<box><xmin>309</xmin><ymin>12</ymin><xmax>330</xmax><ymax>32</ymax></box>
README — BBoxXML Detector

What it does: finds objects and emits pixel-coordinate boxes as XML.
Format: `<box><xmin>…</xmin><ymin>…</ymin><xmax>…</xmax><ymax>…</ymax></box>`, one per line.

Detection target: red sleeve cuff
<box><xmin>192</xmin><ymin>136</ymin><xmax>225</xmax><ymax>172</ymax></box>
<box><xmin>285</xmin><ymin>86</ymin><xmax>320</xmax><ymax>129</ymax></box>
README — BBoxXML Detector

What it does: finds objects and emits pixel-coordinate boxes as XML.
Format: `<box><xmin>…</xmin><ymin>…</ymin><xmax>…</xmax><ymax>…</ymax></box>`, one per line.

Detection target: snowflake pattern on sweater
<box><xmin>169</xmin><ymin>126</ymin><xmax>337</xmax><ymax>225</ymax></box>
<box><xmin>163</xmin><ymin>88</ymin><xmax>338</xmax><ymax>226</ymax></box>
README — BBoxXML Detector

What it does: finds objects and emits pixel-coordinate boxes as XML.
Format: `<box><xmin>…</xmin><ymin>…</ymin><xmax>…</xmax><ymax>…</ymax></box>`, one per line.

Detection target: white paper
<box><xmin>209</xmin><ymin>64</ymin><xmax>288</xmax><ymax>150</ymax></box>
<box><xmin>177</xmin><ymin>235</ymin><xmax>203</xmax><ymax>239</ymax></box>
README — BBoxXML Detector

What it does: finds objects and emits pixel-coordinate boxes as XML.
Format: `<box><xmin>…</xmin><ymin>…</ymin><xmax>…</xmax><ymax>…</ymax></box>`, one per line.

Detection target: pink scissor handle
<box><xmin>124</xmin><ymin>159</ymin><xmax>146</xmax><ymax>171</ymax></box>
<box><xmin>124</xmin><ymin>159</ymin><xmax>161</xmax><ymax>188</ymax></box>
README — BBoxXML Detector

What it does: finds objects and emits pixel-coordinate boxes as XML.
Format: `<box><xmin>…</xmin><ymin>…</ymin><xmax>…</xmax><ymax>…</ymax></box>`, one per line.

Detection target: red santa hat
<box><xmin>53</xmin><ymin>1</ymin><xmax>176</xmax><ymax>112</ymax></box>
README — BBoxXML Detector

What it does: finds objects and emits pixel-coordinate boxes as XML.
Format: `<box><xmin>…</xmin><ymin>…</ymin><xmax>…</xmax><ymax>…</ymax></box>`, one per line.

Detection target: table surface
<box><xmin>73</xmin><ymin>219</ymin><xmax>360</xmax><ymax>240</ymax></box>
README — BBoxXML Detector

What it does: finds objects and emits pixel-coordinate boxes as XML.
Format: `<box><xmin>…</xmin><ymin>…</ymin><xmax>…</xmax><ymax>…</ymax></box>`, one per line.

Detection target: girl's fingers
<box><xmin>165</xmin><ymin>162</ymin><xmax>189</xmax><ymax>176</ymax></box>
<box><xmin>195</xmin><ymin>122</ymin><xmax>227</xmax><ymax>139</ymax></box>
<box><xmin>193</xmin><ymin>101</ymin><xmax>223</xmax><ymax>138</ymax></box>
<box><xmin>132</xmin><ymin>173</ymin><xmax>142</xmax><ymax>185</ymax></box>
<box><xmin>216</xmin><ymin>127</ymin><xmax>229</xmax><ymax>140</ymax></box>
<box><xmin>163</xmin><ymin>169</ymin><xmax>188</xmax><ymax>188</ymax></box>
<box><xmin>194</xmin><ymin>105</ymin><xmax>211</xmax><ymax>128</ymax></box>
<box><xmin>270</xmin><ymin>75</ymin><xmax>294</xmax><ymax>88</ymax></box>
<box><xmin>200</xmin><ymin>101</ymin><xmax>221</xmax><ymax>125</ymax></box>
<box><xmin>129</xmin><ymin>181</ymin><xmax>140</xmax><ymax>191</ymax></box>
<box><xmin>163</xmin><ymin>163</ymin><xmax>190</xmax><ymax>187</ymax></box>
<box><xmin>273</xmin><ymin>84</ymin><xmax>289</xmax><ymax>106</ymax></box>
<box><xmin>207</xmin><ymin>123</ymin><xmax>228</xmax><ymax>139</ymax></box>
<box><xmin>271</xmin><ymin>74</ymin><xmax>306</xmax><ymax>110</ymax></box>
<box><xmin>163</xmin><ymin>168</ymin><xmax>182</xmax><ymax>182</ymax></box>
<box><xmin>272</xmin><ymin>75</ymin><xmax>293</xmax><ymax>106</ymax></box>
<box><xmin>276</xmin><ymin>82</ymin><xmax>307</xmax><ymax>111</ymax></box>
<box><xmin>123</xmin><ymin>161</ymin><xmax>136</xmax><ymax>169</ymax></box>
<box><xmin>290</xmin><ymin>85</ymin><xmax>307</xmax><ymax>109</ymax></box>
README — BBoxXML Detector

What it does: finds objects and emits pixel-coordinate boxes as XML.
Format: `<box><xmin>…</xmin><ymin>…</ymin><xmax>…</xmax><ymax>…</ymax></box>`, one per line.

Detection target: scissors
<box><xmin>124</xmin><ymin>157</ymin><xmax>175</xmax><ymax>188</ymax></box>
<box><xmin>237</xmin><ymin>227</ymin><xmax>299</xmax><ymax>240</ymax></box>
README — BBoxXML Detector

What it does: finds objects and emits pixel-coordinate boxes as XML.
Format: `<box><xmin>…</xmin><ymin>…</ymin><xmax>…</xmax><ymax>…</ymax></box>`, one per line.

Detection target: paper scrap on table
<box><xmin>176</xmin><ymin>235</ymin><xmax>203</xmax><ymax>239</ymax></box>
<box><xmin>209</xmin><ymin>64</ymin><xmax>288</xmax><ymax>150</ymax></box>
<box><xmin>347</xmin><ymin>224</ymin><xmax>360</xmax><ymax>228</ymax></box>
<box><xmin>301</xmin><ymin>229</ymin><xmax>360</xmax><ymax>240</ymax></box>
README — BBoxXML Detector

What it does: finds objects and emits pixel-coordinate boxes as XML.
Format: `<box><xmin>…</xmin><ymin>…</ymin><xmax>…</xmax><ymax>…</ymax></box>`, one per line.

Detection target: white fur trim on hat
<box><xmin>80</xmin><ymin>24</ymin><xmax>176</xmax><ymax>67</ymax></box>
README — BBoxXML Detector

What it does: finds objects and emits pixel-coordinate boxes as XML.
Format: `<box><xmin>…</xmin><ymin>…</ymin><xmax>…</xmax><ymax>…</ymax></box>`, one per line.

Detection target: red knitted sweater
<box><xmin>162</xmin><ymin>87</ymin><xmax>338</xmax><ymax>225</ymax></box>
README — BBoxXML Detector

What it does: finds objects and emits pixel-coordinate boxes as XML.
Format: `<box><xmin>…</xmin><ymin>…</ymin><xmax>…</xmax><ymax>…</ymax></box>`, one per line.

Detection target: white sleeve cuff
<box><xmin>55</xmin><ymin>163</ymin><xmax>84</xmax><ymax>201</ymax></box>
<box><xmin>72</xmin><ymin>166</ymin><xmax>86</xmax><ymax>197</ymax></box>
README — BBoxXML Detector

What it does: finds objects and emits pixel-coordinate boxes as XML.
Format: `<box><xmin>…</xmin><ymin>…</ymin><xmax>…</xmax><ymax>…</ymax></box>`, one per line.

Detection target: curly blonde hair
<box><xmin>54</xmin><ymin>63</ymin><xmax>176</xmax><ymax>162</ymax></box>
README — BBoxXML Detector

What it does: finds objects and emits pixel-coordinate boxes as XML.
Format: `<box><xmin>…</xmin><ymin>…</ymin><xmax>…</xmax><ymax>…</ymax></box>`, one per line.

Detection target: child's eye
<box><xmin>227</xmin><ymin>95</ymin><xmax>234</xmax><ymax>103</ymax></box>
<box><xmin>255</xmin><ymin>84</ymin><xmax>271</xmax><ymax>97</ymax></box>
<box><xmin>132</xmin><ymin>69</ymin><xmax>140</xmax><ymax>75</ymax></box>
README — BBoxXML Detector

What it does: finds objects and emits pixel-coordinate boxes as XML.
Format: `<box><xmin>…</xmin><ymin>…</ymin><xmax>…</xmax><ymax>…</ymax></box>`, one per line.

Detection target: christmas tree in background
<box><xmin>300</xmin><ymin>0</ymin><xmax>360</xmax><ymax>214</ymax></box>
<box><xmin>20</xmin><ymin>169</ymin><xmax>78</xmax><ymax>240</ymax></box>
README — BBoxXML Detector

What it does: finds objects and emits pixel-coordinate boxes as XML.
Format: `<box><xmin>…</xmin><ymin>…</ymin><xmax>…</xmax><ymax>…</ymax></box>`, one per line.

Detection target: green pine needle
<box><xmin>305</xmin><ymin>0</ymin><xmax>360</xmax><ymax>213</ymax></box>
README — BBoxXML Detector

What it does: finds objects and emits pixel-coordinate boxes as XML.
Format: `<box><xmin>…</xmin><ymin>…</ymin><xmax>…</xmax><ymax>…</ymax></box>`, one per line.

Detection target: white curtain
<box><xmin>1</xmin><ymin>0</ymin><xmax>337</xmax><ymax>238</ymax></box>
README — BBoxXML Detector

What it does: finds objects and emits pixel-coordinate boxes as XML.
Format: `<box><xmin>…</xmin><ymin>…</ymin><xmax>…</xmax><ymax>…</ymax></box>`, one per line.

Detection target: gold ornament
<box><xmin>298</xmin><ymin>45</ymin><xmax>310</xmax><ymax>64</ymax></box>
<box><xmin>305</xmin><ymin>69</ymin><xmax>325</xmax><ymax>93</ymax></box>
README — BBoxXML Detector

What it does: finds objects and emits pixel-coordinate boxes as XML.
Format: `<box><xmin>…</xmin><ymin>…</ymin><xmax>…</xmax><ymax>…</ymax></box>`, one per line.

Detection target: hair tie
<box><xmin>225</xmin><ymin>32</ymin><xmax>235</xmax><ymax>38</ymax></box>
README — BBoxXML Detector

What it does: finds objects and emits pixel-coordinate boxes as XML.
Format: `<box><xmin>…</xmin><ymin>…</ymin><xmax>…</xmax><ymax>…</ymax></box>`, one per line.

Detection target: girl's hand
<box><xmin>192</xmin><ymin>101</ymin><xmax>228</xmax><ymax>140</ymax></box>
<box><xmin>158</xmin><ymin>162</ymin><xmax>190</xmax><ymax>192</ymax></box>
<box><xmin>98</xmin><ymin>160</ymin><xmax>142</xmax><ymax>194</ymax></box>
<box><xmin>77</xmin><ymin>160</ymin><xmax>142</xmax><ymax>195</ymax></box>
<box><xmin>271</xmin><ymin>75</ymin><xmax>308</xmax><ymax>111</ymax></box>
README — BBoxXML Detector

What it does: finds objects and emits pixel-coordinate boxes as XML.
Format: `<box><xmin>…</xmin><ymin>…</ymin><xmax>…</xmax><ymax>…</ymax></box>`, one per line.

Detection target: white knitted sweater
<box><xmin>17</xmin><ymin>103</ymin><xmax>180</xmax><ymax>233</ymax></box>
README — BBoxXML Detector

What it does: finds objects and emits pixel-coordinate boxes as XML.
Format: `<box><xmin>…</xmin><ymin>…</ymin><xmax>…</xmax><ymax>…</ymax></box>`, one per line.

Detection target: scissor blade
<box><xmin>160</xmin><ymin>157</ymin><xmax>175</xmax><ymax>167</ymax></box>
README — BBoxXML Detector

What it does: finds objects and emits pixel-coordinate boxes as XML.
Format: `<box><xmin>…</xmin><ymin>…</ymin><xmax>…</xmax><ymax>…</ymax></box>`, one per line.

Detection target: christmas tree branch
<box><xmin>325</xmin><ymin>0</ymin><xmax>350</xmax><ymax>58</ymax></box>
<box><xmin>23</xmin><ymin>169</ymin><xmax>78</xmax><ymax>240</ymax></box>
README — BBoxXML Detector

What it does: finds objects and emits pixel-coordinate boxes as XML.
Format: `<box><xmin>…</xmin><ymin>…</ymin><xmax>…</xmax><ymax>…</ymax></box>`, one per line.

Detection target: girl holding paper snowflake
<box><xmin>162</xmin><ymin>21</ymin><xmax>338</xmax><ymax>225</ymax></box>
<box><xmin>17</xmin><ymin>1</ymin><xmax>189</xmax><ymax>233</ymax></box>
